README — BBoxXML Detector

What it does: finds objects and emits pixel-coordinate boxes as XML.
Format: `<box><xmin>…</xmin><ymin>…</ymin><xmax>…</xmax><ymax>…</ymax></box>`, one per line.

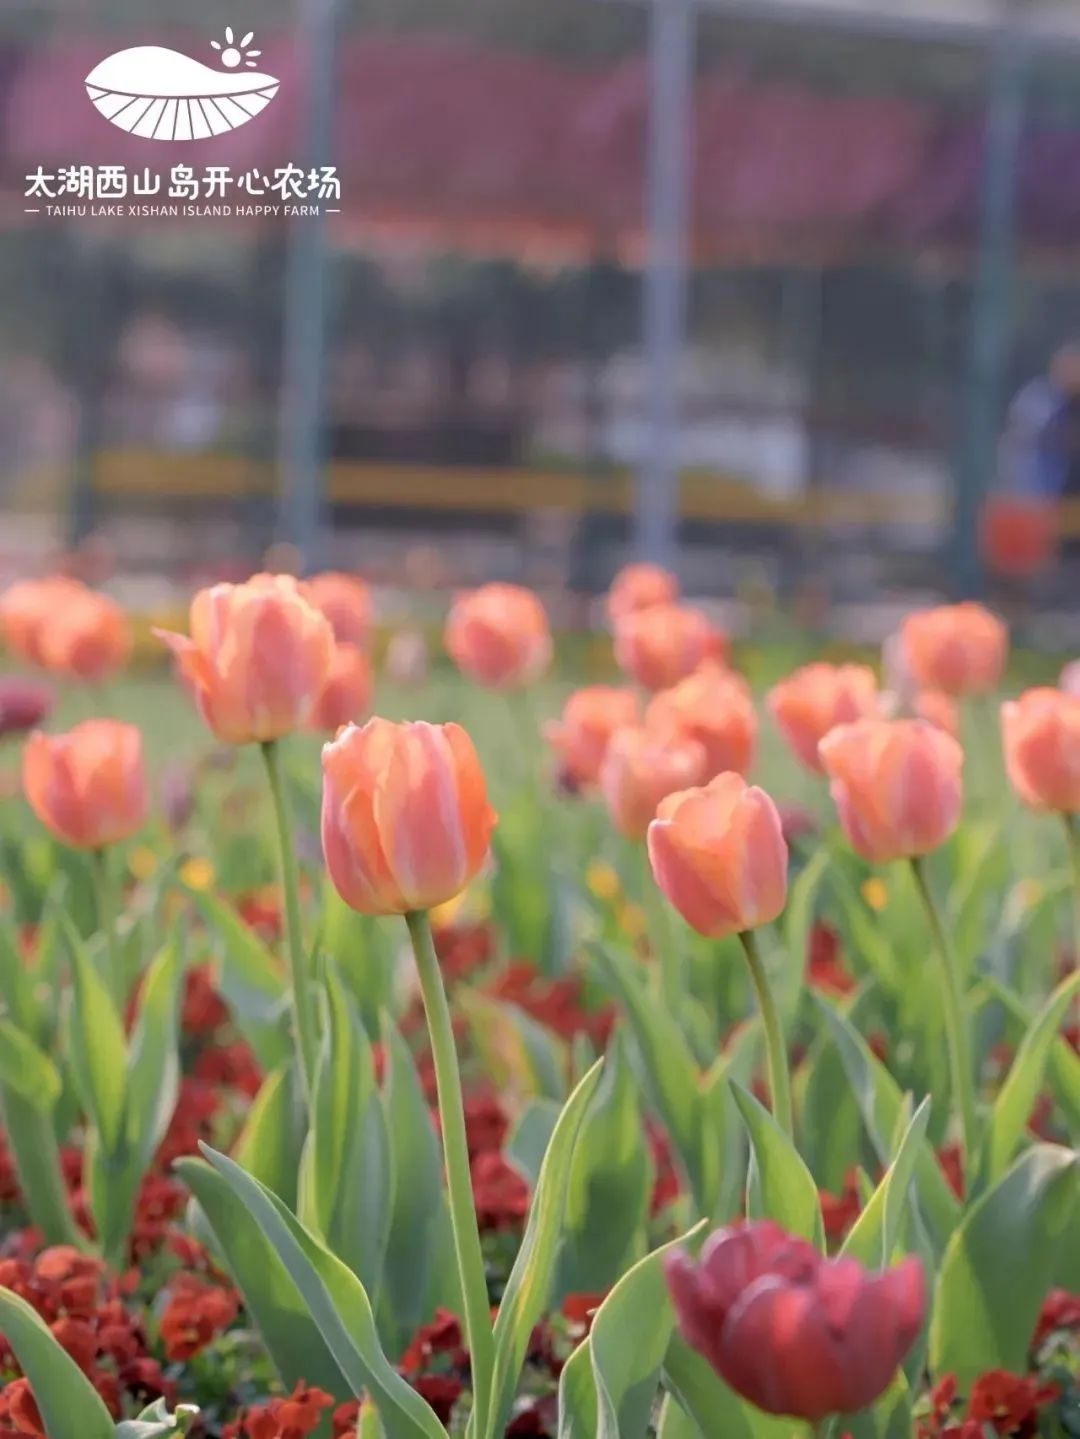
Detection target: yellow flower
<box><xmin>861</xmin><ymin>876</ymin><xmax>889</xmax><ymax>912</ymax></box>
<box><xmin>180</xmin><ymin>856</ymin><xmax>216</xmax><ymax>892</ymax></box>
<box><xmin>586</xmin><ymin>860</ymin><xmax>622</xmax><ymax>903</ymax></box>
<box><xmin>618</xmin><ymin>902</ymin><xmax>648</xmax><ymax>941</ymax></box>
<box><xmin>128</xmin><ymin>846</ymin><xmax>158</xmax><ymax>881</ymax></box>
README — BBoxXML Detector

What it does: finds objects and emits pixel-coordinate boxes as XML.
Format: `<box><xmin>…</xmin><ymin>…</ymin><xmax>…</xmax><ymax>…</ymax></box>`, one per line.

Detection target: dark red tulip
<box><xmin>0</xmin><ymin>678</ymin><xmax>51</xmax><ymax>739</ymax></box>
<box><xmin>665</xmin><ymin>1221</ymin><xmax>924</xmax><ymax>1423</ymax></box>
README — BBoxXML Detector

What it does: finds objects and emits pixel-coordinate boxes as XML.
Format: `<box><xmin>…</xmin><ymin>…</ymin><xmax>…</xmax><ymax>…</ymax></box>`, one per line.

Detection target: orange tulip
<box><xmin>23</xmin><ymin>720</ymin><xmax>148</xmax><ymax>849</ymax></box>
<box><xmin>0</xmin><ymin>577</ymin><xmax>85</xmax><ymax>667</ymax></box>
<box><xmin>600</xmin><ymin>725</ymin><xmax>706</xmax><ymax>839</ymax></box>
<box><xmin>308</xmin><ymin>643</ymin><xmax>373</xmax><ymax>733</ymax></box>
<box><xmin>445</xmin><ymin>583</ymin><xmax>552</xmax><ymax>690</ymax></box>
<box><xmin>155</xmin><ymin>574</ymin><xmax>335</xmax><ymax>744</ymax></box>
<box><xmin>819</xmin><ymin>719</ymin><xmax>964</xmax><ymax>864</ymax></box>
<box><xmin>647</xmin><ymin>773</ymin><xmax>788</xmax><ymax>937</ymax></box>
<box><xmin>767</xmin><ymin>663</ymin><xmax>880</xmax><ymax>773</ymax></box>
<box><xmin>303</xmin><ymin>571</ymin><xmax>374</xmax><ymax>648</ymax></box>
<box><xmin>1002</xmin><ymin>688</ymin><xmax>1080</xmax><ymax>813</ymax></box>
<box><xmin>607</xmin><ymin>562</ymin><xmax>679</xmax><ymax>623</ymax></box>
<box><xmin>614</xmin><ymin>604</ymin><xmax>724</xmax><ymax>692</ymax></box>
<box><xmin>322</xmin><ymin>718</ymin><xmax>496</xmax><ymax>914</ymax></box>
<box><xmin>545</xmin><ymin>686</ymin><xmax>639</xmax><ymax>790</ymax></box>
<box><xmin>38</xmin><ymin>589</ymin><xmax>132</xmax><ymax>685</ymax></box>
<box><xmin>646</xmin><ymin>662</ymin><xmax>756</xmax><ymax>780</ymax></box>
<box><xmin>900</xmin><ymin>603</ymin><xmax>1007</xmax><ymax>697</ymax></box>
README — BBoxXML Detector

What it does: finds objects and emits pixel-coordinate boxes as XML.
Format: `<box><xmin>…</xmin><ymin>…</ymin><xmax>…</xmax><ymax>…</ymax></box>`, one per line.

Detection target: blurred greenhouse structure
<box><xmin>1</xmin><ymin>0</ymin><xmax>1080</xmax><ymax>617</ymax></box>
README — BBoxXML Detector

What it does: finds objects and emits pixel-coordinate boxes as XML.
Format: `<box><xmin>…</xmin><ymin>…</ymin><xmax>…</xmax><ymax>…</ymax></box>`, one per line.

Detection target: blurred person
<box><xmin>1001</xmin><ymin>343</ymin><xmax>1080</xmax><ymax>504</ymax></box>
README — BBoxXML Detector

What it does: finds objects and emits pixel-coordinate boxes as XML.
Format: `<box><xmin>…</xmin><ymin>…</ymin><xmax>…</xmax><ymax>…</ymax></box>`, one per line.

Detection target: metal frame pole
<box><xmin>638</xmin><ymin>0</ymin><xmax>696</xmax><ymax>571</ymax></box>
<box><xmin>952</xmin><ymin>23</ymin><xmax>1029</xmax><ymax>596</ymax></box>
<box><xmin>278</xmin><ymin>0</ymin><xmax>339</xmax><ymax>572</ymax></box>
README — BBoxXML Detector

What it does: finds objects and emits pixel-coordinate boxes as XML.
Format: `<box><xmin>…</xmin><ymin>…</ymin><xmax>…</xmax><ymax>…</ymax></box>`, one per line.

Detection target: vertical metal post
<box><xmin>952</xmin><ymin>22</ymin><xmax>1029</xmax><ymax>596</ymax></box>
<box><xmin>278</xmin><ymin>0</ymin><xmax>339</xmax><ymax>572</ymax></box>
<box><xmin>638</xmin><ymin>0</ymin><xmax>695</xmax><ymax>571</ymax></box>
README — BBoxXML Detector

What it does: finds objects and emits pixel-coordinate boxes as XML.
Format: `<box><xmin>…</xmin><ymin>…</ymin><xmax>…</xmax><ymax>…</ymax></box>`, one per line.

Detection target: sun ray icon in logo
<box><xmin>210</xmin><ymin>27</ymin><xmax>264</xmax><ymax>70</ymax></box>
<box><xmin>85</xmin><ymin>25</ymin><xmax>279</xmax><ymax>140</ymax></box>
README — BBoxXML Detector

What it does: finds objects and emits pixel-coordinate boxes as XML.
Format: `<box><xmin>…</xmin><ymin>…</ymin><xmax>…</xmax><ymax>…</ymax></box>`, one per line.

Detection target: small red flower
<box><xmin>413</xmin><ymin>1374</ymin><xmax>463</xmax><ymax>1423</ymax></box>
<box><xmin>806</xmin><ymin>924</ymin><xmax>855</xmax><ymax>997</ymax></box>
<box><xmin>1033</xmin><ymin>1287</ymin><xmax>1080</xmax><ymax>1349</ymax></box>
<box><xmin>400</xmin><ymin>1309</ymin><xmax>467</xmax><ymax>1376</ymax></box>
<box><xmin>158</xmin><ymin>1274</ymin><xmax>240</xmax><ymax>1360</ymax></box>
<box><xmin>48</xmin><ymin>1316</ymin><xmax>97</xmax><ymax>1372</ymax></box>
<box><xmin>967</xmin><ymin>1370</ymin><xmax>1058</xmax><ymax>1434</ymax></box>
<box><xmin>463</xmin><ymin>1093</ymin><xmax>510</xmax><ymax>1160</ymax></box>
<box><xmin>471</xmin><ymin>1152</ymin><xmax>530</xmax><ymax>1232</ymax></box>
<box><xmin>820</xmin><ymin>1170</ymin><xmax>862</xmax><ymax>1243</ymax></box>
<box><xmin>0</xmin><ymin>1379</ymin><xmax>44</xmax><ymax>1437</ymax></box>
<box><xmin>181</xmin><ymin>964</ymin><xmax>230</xmax><ymax>1034</ymax></box>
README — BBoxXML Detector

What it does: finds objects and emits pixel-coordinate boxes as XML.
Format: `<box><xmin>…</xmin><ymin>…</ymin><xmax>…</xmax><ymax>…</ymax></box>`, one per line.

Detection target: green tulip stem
<box><xmin>738</xmin><ymin>928</ymin><xmax>793</xmax><ymax>1139</ymax></box>
<box><xmin>261</xmin><ymin>738</ymin><xmax>318</xmax><ymax>1104</ymax></box>
<box><xmin>910</xmin><ymin>855</ymin><xmax>977</xmax><ymax>1170</ymax></box>
<box><xmin>91</xmin><ymin>847</ymin><xmax>122</xmax><ymax>1008</ymax></box>
<box><xmin>1063</xmin><ymin>812</ymin><xmax>1080</xmax><ymax>963</ymax></box>
<box><xmin>405</xmin><ymin>908</ymin><xmax>494</xmax><ymax>1438</ymax></box>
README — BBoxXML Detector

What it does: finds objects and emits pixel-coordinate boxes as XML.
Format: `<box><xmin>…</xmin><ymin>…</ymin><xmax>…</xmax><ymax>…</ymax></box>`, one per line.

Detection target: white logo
<box><xmin>85</xmin><ymin>27</ymin><xmax>279</xmax><ymax>140</ymax></box>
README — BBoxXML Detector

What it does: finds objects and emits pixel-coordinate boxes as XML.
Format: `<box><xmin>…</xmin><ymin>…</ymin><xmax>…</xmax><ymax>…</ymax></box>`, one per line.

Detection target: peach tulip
<box><xmin>155</xmin><ymin>574</ymin><xmax>335</xmax><ymax>744</ymax></box>
<box><xmin>767</xmin><ymin>663</ymin><xmax>880</xmax><ymax>773</ymax></box>
<box><xmin>645</xmin><ymin>662</ymin><xmax>756</xmax><ymax>779</ymax></box>
<box><xmin>614</xmin><ymin>604</ymin><xmax>724</xmax><ymax>692</ymax></box>
<box><xmin>899</xmin><ymin>603</ymin><xmax>1007</xmax><ymax>697</ymax></box>
<box><xmin>647</xmin><ymin>773</ymin><xmax>788</xmax><ymax>937</ymax></box>
<box><xmin>0</xmin><ymin>577</ymin><xmax>85</xmax><ymax>667</ymax></box>
<box><xmin>308</xmin><ymin>643</ymin><xmax>373</xmax><ymax>733</ymax></box>
<box><xmin>1061</xmin><ymin>660</ymin><xmax>1080</xmax><ymax>698</ymax></box>
<box><xmin>23</xmin><ymin>720</ymin><xmax>148</xmax><ymax>849</ymax></box>
<box><xmin>819</xmin><ymin>718</ymin><xmax>964</xmax><ymax>864</ymax></box>
<box><xmin>607</xmin><ymin>562</ymin><xmax>679</xmax><ymax>623</ymax></box>
<box><xmin>445</xmin><ymin>583</ymin><xmax>552</xmax><ymax>690</ymax></box>
<box><xmin>1002</xmin><ymin>688</ymin><xmax>1080</xmax><ymax>813</ymax></box>
<box><xmin>600</xmin><ymin>725</ymin><xmax>706</xmax><ymax>839</ymax></box>
<box><xmin>545</xmin><ymin>686</ymin><xmax>639</xmax><ymax>791</ymax></box>
<box><xmin>303</xmin><ymin>571</ymin><xmax>374</xmax><ymax>648</ymax></box>
<box><xmin>322</xmin><ymin>718</ymin><xmax>496</xmax><ymax>914</ymax></box>
<box><xmin>39</xmin><ymin>589</ymin><xmax>132</xmax><ymax>685</ymax></box>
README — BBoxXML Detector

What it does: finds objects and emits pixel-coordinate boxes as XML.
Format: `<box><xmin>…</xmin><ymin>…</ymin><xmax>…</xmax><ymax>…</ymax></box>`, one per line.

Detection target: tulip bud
<box><xmin>607</xmin><ymin>562</ymin><xmax>679</xmax><ymax>624</ymax></box>
<box><xmin>665</xmin><ymin>1221</ymin><xmax>925</xmax><ymax>1422</ymax></box>
<box><xmin>1002</xmin><ymin>687</ymin><xmax>1080</xmax><ymax>813</ymax></box>
<box><xmin>600</xmin><ymin>726</ymin><xmax>705</xmax><ymax>839</ymax></box>
<box><xmin>0</xmin><ymin>678</ymin><xmax>52</xmax><ymax>740</ymax></box>
<box><xmin>23</xmin><ymin>720</ymin><xmax>149</xmax><ymax>849</ymax></box>
<box><xmin>900</xmin><ymin>602</ymin><xmax>1007</xmax><ymax>697</ymax></box>
<box><xmin>322</xmin><ymin>719</ymin><xmax>496</xmax><ymax>914</ymax></box>
<box><xmin>647</xmin><ymin>662</ymin><xmax>757</xmax><ymax>779</ymax></box>
<box><xmin>819</xmin><ymin>718</ymin><xmax>963</xmax><ymax>863</ymax></box>
<box><xmin>767</xmin><ymin>662</ymin><xmax>880</xmax><ymax>773</ymax></box>
<box><xmin>308</xmin><ymin>643</ymin><xmax>373</xmax><ymax>733</ymax></box>
<box><xmin>647</xmin><ymin>773</ymin><xmax>788</xmax><ymax>937</ymax></box>
<box><xmin>544</xmin><ymin>686</ymin><xmax>639</xmax><ymax>791</ymax></box>
<box><xmin>0</xmin><ymin>577</ymin><xmax>86</xmax><ymax>668</ymax></box>
<box><xmin>303</xmin><ymin>571</ymin><xmax>374</xmax><ymax>648</ymax></box>
<box><xmin>155</xmin><ymin>574</ymin><xmax>335</xmax><ymax>744</ymax></box>
<box><xmin>614</xmin><ymin>604</ymin><xmax>724</xmax><ymax>692</ymax></box>
<box><xmin>39</xmin><ymin>589</ymin><xmax>133</xmax><ymax>685</ymax></box>
<box><xmin>445</xmin><ymin>583</ymin><xmax>552</xmax><ymax>690</ymax></box>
